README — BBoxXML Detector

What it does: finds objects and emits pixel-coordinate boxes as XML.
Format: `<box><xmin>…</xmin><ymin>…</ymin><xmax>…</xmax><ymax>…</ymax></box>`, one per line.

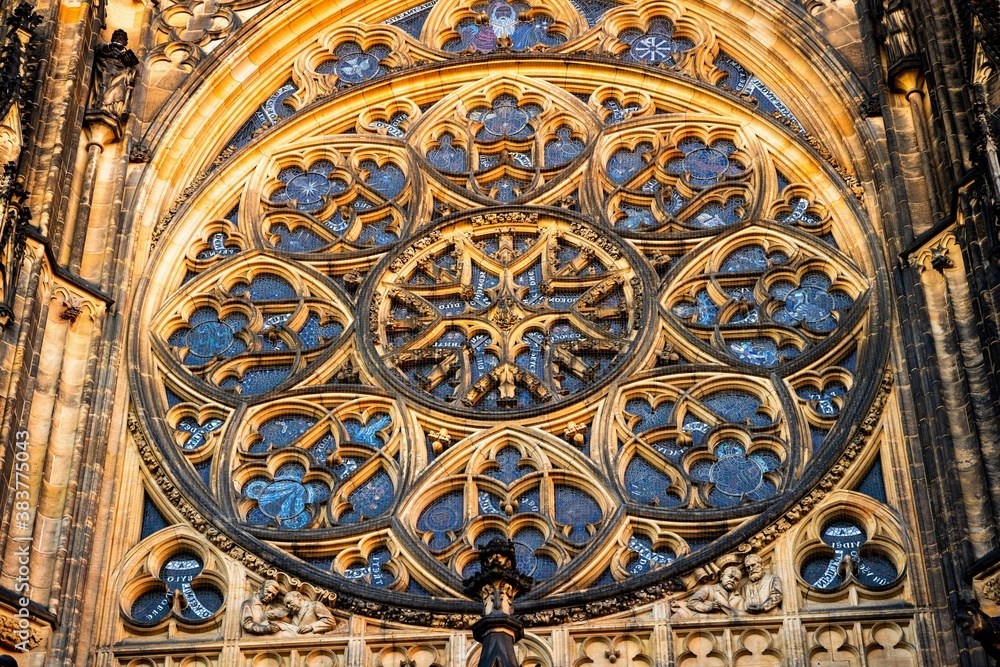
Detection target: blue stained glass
<box><xmin>515</xmin><ymin>331</ymin><xmax>546</xmax><ymax>378</ymax></box>
<box><xmin>619</xmin><ymin>18</ymin><xmax>692</xmax><ymax>64</ymax></box>
<box><xmin>785</xmin><ymin>287</ymin><xmax>834</xmax><ymax>322</ymax></box>
<box><xmin>702</xmin><ymin>390</ymin><xmax>769</xmax><ymax>426</ymax></box>
<box><xmin>285</xmin><ymin>172</ymin><xmax>330</xmax><ymax>208</ymax></box>
<box><xmin>475</xmin><ymin>528</ymin><xmax>508</xmax><ymax>549</ymax></box>
<box><xmin>606</xmin><ymin>144</ymin><xmax>651</xmax><ymax>184</ymax></box>
<box><xmin>666</xmin><ymin>138</ymin><xmax>743</xmax><ymax>186</ymax></box>
<box><xmin>811</xmin><ymin>427</ymin><xmax>828</xmax><ymax>451</ymax></box>
<box><xmin>554</xmin><ymin>485</ymin><xmax>601</xmax><ymax>543</ymax></box>
<box><xmin>769</xmin><ymin>280</ymin><xmax>795</xmax><ymax>301</ymax></box>
<box><xmin>297</xmin><ymin>313</ymin><xmax>343</xmax><ymax>348</ymax></box>
<box><xmin>572</xmin><ymin>0</ymin><xmax>621</xmax><ymax>26</ymax></box>
<box><xmin>688</xmin><ymin>197</ymin><xmax>746</xmax><ymax>228</ymax></box>
<box><xmin>798</xmin><ymin>382</ymin><xmax>848</xmax><ymax>415</ymax></box>
<box><xmin>616</xmin><ymin>203</ymin><xmax>656</xmax><ymax>230</ymax></box>
<box><xmin>488</xmin><ymin>175</ymin><xmax>529</xmax><ymax>203</ymax></box>
<box><xmin>224</xmin><ymin>366</ymin><xmax>292</xmax><ymax>395</ymax></box>
<box><xmin>713</xmin><ymin>53</ymin><xmax>751</xmax><ymax>91</ymax></box>
<box><xmin>361</xmin><ymin>160</ymin><xmax>406</xmax><ymax>199</ymax></box>
<box><xmin>357</xmin><ymin>217</ymin><xmax>399</xmax><ymax>246</ymax></box>
<box><xmin>479</xmin><ymin>491</ymin><xmax>505</xmax><ymax>515</ymax></box>
<box><xmin>176</xmin><ymin>416</ymin><xmax>224</xmax><ymax>450</ymax></box>
<box><xmin>180</xmin><ymin>586</ymin><xmax>224</xmax><ymax>622</ymax></box>
<box><xmin>242</xmin><ymin>465</ymin><xmax>327</xmax><ymax>527</ymax></box>
<box><xmin>131</xmin><ymin>589</ymin><xmax>172</xmax><ymax>625</ymax></box>
<box><xmin>855</xmin><ymin>457</ymin><xmax>887</xmax><ymax>502</ymax></box>
<box><xmin>593</xmin><ymin>568</ymin><xmax>616</xmax><ymax>586</ymax></box>
<box><xmin>804</xmin><ymin>520</ymin><xmax>899</xmax><ymax>590</ymax></box>
<box><xmin>486</xmin><ymin>447</ymin><xmax>533</xmax><ymax>484</ymax></box>
<box><xmin>673</xmin><ymin>290</ymin><xmax>718</xmax><ymax>325</ymax></box>
<box><xmin>510</xmin><ymin>528</ymin><xmax>554</xmax><ymax>578</ymax></box>
<box><xmin>729</xmin><ymin>339</ymin><xmax>780</xmax><ymax>367</ymax></box>
<box><xmin>196</xmin><ymin>232</ymin><xmax>240</xmax><ymax>259</ymax></box>
<box><xmin>471</xmin><ymin>96</ymin><xmax>536</xmax><ymax>139</ymax></box>
<box><xmin>186</xmin><ymin>321</ymin><xmax>234</xmax><ymax>358</ymax></box>
<box><xmin>624</xmin><ymin>456</ymin><xmax>678</xmax><ymax>506</ymax></box>
<box><xmin>408</xmin><ymin>579</ymin><xmax>431</xmax><ymax>596</ymax></box>
<box><xmin>683</xmin><ymin>149</ymin><xmax>730</xmax><ymax>180</ymax></box>
<box><xmin>708</xmin><ymin>447</ymin><xmax>767</xmax><ymax>500</ymax></box>
<box><xmin>344</xmin><ymin>413</ymin><xmax>392</xmax><ymax>447</ymax></box>
<box><xmin>254</xmin><ymin>415</ymin><xmax>316</xmax><ymax>453</ymax></box>
<box><xmin>821</xmin><ymin>520</ymin><xmax>866</xmax><ymax>549</ymax></box>
<box><xmin>444</xmin><ymin>1</ymin><xmax>564</xmax><ymax>53</ymax></box>
<box><xmin>857</xmin><ymin>552</ymin><xmax>898</xmax><ymax>587</ymax></box>
<box><xmin>602</xmin><ymin>98</ymin><xmax>642</xmax><ymax>124</ymax></box>
<box><xmin>343</xmin><ymin>547</ymin><xmax>396</xmax><ymax>587</ymax></box>
<box><xmin>342</xmin><ymin>470</ymin><xmax>394</xmax><ymax>522</ymax></box>
<box><xmin>238</xmin><ymin>273</ymin><xmax>297</xmax><ymax>301</ymax></box>
<box><xmin>544</xmin><ymin>127</ymin><xmax>586</xmax><ymax>166</ymax></box>
<box><xmin>721</xmin><ymin>246</ymin><xmax>768</xmax><ymax>272</ymax></box>
<box><xmin>801</xmin><ymin>554</ymin><xmax>845</xmax><ymax>590</ymax></box>
<box><xmin>681</xmin><ymin>414</ymin><xmax>711</xmax><ymax>445</ymax></box>
<box><xmin>625</xmin><ymin>398</ymin><xmax>673</xmax><ymax>433</ymax></box>
<box><xmin>141</xmin><ymin>494</ymin><xmax>170</xmax><ymax>539</ymax></box>
<box><xmin>625</xmin><ymin>535</ymin><xmax>675</xmax><ymax>574</ymax></box>
<box><xmin>427</xmin><ymin>134</ymin><xmax>467</xmax><ymax>172</ymax></box>
<box><xmin>268</xmin><ymin>224</ymin><xmax>327</xmax><ymax>252</ymax></box>
<box><xmin>334</xmin><ymin>50</ymin><xmax>383</xmax><ymax>85</ymax></box>
<box><xmin>651</xmin><ymin>438</ymin><xmax>686</xmax><ymax>461</ymax></box>
<box><xmin>418</xmin><ymin>490</ymin><xmax>464</xmax><ymax>550</ymax></box>
<box><xmin>384</xmin><ymin>1</ymin><xmax>435</xmax><ymax>37</ymax></box>
<box><xmin>165</xmin><ymin>388</ymin><xmax>184</xmax><ymax>407</ymax></box>
<box><xmin>516</xmin><ymin>488</ymin><xmax>540</xmax><ymax>513</ymax></box>
<box><xmin>778</xmin><ymin>197</ymin><xmax>823</xmax><ymax>227</ymax></box>
<box><xmin>515</xmin><ymin>261</ymin><xmax>545</xmax><ymax>305</ymax></box>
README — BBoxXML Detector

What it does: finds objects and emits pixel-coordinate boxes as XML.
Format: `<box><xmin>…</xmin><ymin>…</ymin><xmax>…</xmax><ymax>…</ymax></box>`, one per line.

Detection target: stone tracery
<box><xmin>130</xmin><ymin>0</ymin><xmax>893</xmax><ymax>620</ymax></box>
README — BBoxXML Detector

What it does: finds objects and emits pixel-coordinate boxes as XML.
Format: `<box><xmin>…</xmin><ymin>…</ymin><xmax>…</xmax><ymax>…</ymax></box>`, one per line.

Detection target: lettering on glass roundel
<box><xmin>362</xmin><ymin>211</ymin><xmax>652</xmax><ymax>416</ymax></box>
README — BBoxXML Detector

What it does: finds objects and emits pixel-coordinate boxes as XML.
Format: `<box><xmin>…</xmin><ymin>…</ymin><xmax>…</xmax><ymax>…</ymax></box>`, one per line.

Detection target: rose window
<box><xmin>133</xmin><ymin>0</ymin><xmax>888</xmax><ymax>621</ymax></box>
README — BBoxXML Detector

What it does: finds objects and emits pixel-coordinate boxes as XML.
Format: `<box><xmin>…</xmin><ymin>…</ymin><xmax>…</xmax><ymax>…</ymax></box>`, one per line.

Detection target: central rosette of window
<box><xmin>364</xmin><ymin>209</ymin><xmax>651</xmax><ymax>415</ymax></box>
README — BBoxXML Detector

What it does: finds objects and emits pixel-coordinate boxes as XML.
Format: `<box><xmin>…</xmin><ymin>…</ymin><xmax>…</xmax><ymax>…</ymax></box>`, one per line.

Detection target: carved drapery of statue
<box><xmin>881</xmin><ymin>0</ymin><xmax>917</xmax><ymax>68</ymax></box>
<box><xmin>89</xmin><ymin>29</ymin><xmax>138</xmax><ymax>119</ymax></box>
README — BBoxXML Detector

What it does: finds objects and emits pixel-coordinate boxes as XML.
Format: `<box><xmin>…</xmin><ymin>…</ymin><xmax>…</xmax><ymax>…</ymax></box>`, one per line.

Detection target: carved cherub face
<box><xmin>720</xmin><ymin>566</ymin><xmax>741</xmax><ymax>591</ymax></box>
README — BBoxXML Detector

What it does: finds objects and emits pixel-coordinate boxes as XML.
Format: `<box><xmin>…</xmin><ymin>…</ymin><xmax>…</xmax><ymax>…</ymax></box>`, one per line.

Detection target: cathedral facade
<box><xmin>0</xmin><ymin>0</ymin><xmax>998</xmax><ymax>664</ymax></box>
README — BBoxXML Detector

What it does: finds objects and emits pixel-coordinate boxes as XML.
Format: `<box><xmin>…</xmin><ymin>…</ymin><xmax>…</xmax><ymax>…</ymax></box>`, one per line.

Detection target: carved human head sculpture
<box><xmin>720</xmin><ymin>566</ymin><xmax>741</xmax><ymax>592</ymax></box>
<box><xmin>260</xmin><ymin>579</ymin><xmax>281</xmax><ymax>603</ymax></box>
<box><xmin>284</xmin><ymin>591</ymin><xmax>304</xmax><ymax>612</ymax></box>
<box><xmin>745</xmin><ymin>554</ymin><xmax>765</xmax><ymax>582</ymax></box>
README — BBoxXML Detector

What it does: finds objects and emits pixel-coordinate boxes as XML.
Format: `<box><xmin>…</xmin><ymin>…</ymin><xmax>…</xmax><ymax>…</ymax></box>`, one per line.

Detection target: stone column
<box><xmin>462</xmin><ymin>539</ymin><xmax>533</xmax><ymax>667</ymax></box>
<box><xmin>913</xmin><ymin>245</ymin><xmax>998</xmax><ymax>558</ymax></box>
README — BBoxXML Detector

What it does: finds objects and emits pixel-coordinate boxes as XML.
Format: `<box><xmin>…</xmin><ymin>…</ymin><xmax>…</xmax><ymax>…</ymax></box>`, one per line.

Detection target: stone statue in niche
<box><xmin>688</xmin><ymin>565</ymin><xmax>743</xmax><ymax>614</ymax></box>
<box><xmin>90</xmin><ymin>29</ymin><xmax>139</xmax><ymax>119</ymax></box>
<box><xmin>240</xmin><ymin>579</ymin><xmax>283</xmax><ymax>635</ymax></box>
<box><xmin>740</xmin><ymin>553</ymin><xmax>783</xmax><ymax>613</ymax></box>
